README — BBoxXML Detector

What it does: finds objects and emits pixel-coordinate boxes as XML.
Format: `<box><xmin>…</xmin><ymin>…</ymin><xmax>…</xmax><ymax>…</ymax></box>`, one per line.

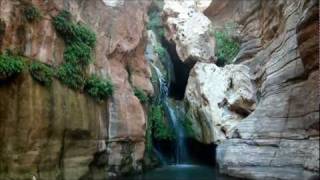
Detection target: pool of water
<box><xmin>123</xmin><ymin>164</ymin><xmax>238</xmax><ymax>180</ymax></box>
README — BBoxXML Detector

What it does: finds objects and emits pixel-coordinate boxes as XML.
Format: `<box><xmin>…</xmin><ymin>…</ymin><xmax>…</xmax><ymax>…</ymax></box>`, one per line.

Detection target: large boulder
<box><xmin>185</xmin><ymin>63</ymin><xmax>256</xmax><ymax>144</ymax></box>
<box><xmin>162</xmin><ymin>0</ymin><xmax>215</xmax><ymax>64</ymax></box>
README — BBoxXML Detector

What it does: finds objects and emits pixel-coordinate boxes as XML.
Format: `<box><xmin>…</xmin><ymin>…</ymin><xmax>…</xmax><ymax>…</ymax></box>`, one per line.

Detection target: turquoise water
<box><xmin>124</xmin><ymin>164</ymin><xmax>238</xmax><ymax>180</ymax></box>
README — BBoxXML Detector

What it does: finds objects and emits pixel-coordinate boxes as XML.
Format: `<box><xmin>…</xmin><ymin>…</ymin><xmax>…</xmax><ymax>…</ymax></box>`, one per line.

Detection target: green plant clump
<box><xmin>213</xmin><ymin>23</ymin><xmax>240</xmax><ymax>64</ymax></box>
<box><xmin>149</xmin><ymin>105</ymin><xmax>175</xmax><ymax>141</ymax></box>
<box><xmin>53</xmin><ymin>10</ymin><xmax>97</xmax><ymax>91</ymax></box>
<box><xmin>64</xmin><ymin>42</ymin><xmax>92</xmax><ymax>66</ymax></box>
<box><xmin>0</xmin><ymin>54</ymin><xmax>25</xmax><ymax>78</ymax></box>
<box><xmin>57</xmin><ymin>63</ymin><xmax>86</xmax><ymax>90</ymax></box>
<box><xmin>24</xmin><ymin>5</ymin><xmax>42</xmax><ymax>22</ymax></box>
<box><xmin>53</xmin><ymin>11</ymin><xmax>96</xmax><ymax>47</ymax></box>
<box><xmin>134</xmin><ymin>87</ymin><xmax>148</xmax><ymax>103</ymax></box>
<box><xmin>29</xmin><ymin>61</ymin><xmax>54</xmax><ymax>86</ymax></box>
<box><xmin>85</xmin><ymin>75</ymin><xmax>114</xmax><ymax>101</ymax></box>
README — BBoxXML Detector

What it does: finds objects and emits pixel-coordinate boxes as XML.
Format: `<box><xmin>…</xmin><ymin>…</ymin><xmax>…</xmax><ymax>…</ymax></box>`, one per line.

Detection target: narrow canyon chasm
<box><xmin>0</xmin><ymin>0</ymin><xmax>319</xmax><ymax>180</ymax></box>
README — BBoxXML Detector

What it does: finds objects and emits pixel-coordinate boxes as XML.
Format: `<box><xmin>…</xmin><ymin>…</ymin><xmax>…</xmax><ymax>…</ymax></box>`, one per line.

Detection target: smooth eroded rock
<box><xmin>185</xmin><ymin>62</ymin><xmax>256</xmax><ymax>144</ymax></box>
<box><xmin>162</xmin><ymin>0</ymin><xmax>215</xmax><ymax>64</ymax></box>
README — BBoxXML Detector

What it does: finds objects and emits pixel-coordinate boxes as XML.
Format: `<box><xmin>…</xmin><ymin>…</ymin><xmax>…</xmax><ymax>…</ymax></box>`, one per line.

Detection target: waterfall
<box><xmin>165</xmin><ymin>100</ymin><xmax>189</xmax><ymax>164</ymax></box>
<box><xmin>148</xmin><ymin>42</ymin><xmax>190</xmax><ymax>164</ymax></box>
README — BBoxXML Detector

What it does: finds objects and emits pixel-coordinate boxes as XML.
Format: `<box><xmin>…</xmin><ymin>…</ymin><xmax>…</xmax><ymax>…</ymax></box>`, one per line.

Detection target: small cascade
<box><xmin>150</xmin><ymin>63</ymin><xmax>168</xmax><ymax>100</ymax></box>
<box><xmin>165</xmin><ymin>100</ymin><xmax>189</xmax><ymax>164</ymax></box>
<box><xmin>148</xmin><ymin>35</ymin><xmax>190</xmax><ymax>164</ymax></box>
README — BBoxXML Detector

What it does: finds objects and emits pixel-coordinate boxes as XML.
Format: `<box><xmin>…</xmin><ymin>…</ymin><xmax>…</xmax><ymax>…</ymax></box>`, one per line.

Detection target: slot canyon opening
<box><xmin>161</xmin><ymin>38</ymin><xmax>195</xmax><ymax>100</ymax></box>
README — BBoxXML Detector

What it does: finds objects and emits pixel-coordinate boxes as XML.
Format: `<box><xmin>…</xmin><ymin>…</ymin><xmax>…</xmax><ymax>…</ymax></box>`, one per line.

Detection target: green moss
<box><xmin>0</xmin><ymin>54</ymin><xmax>25</xmax><ymax>78</ymax></box>
<box><xmin>85</xmin><ymin>74</ymin><xmax>114</xmax><ymax>101</ymax></box>
<box><xmin>29</xmin><ymin>61</ymin><xmax>54</xmax><ymax>86</ymax></box>
<box><xmin>213</xmin><ymin>23</ymin><xmax>240</xmax><ymax>64</ymax></box>
<box><xmin>57</xmin><ymin>63</ymin><xmax>85</xmax><ymax>90</ymax></box>
<box><xmin>148</xmin><ymin>105</ymin><xmax>175</xmax><ymax>141</ymax></box>
<box><xmin>134</xmin><ymin>87</ymin><xmax>148</xmax><ymax>103</ymax></box>
<box><xmin>24</xmin><ymin>5</ymin><xmax>42</xmax><ymax>22</ymax></box>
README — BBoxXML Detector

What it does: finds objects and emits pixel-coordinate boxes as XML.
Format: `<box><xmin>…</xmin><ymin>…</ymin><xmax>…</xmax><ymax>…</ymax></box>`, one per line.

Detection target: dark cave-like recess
<box><xmin>161</xmin><ymin>38</ymin><xmax>195</xmax><ymax>100</ymax></box>
<box><xmin>186</xmin><ymin>138</ymin><xmax>217</xmax><ymax>166</ymax></box>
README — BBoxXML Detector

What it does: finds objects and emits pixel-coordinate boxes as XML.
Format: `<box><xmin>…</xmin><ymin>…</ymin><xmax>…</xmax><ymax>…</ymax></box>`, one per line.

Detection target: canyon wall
<box><xmin>0</xmin><ymin>0</ymin><xmax>152</xmax><ymax>179</ymax></box>
<box><xmin>195</xmin><ymin>0</ymin><xmax>319</xmax><ymax>179</ymax></box>
<box><xmin>164</xmin><ymin>0</ymin><xmax>319</xmax><ymax>179</ymax></box>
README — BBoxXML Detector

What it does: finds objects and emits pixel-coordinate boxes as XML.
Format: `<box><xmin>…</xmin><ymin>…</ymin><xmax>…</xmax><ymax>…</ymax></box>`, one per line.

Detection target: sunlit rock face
<box><xmin>0</xmin><ymin>0</ymin><xmax>152</xmax><ymax>179</ymax></box>
<box><xmin>202</xmin><ymin>0</ymin><xmax>319</xmax><ymax>179</ymax></box>
<box><xmin>194</xmin><ymin>0</ymin><xmax>212</xmax><ymax>12</ymax></box>
<box><xmin>185</xmin><ymin>63</ymin><xmax>256</xmax><ymax>144</ymax></box>
<box><xmin>162</xmin><ymin>0</ymin><xmax>215</xmax><ymax>64</ymax></box>
<box><xmin>102</xmin><ymin>0</ymin><xmax>124</xmax><ymax>7</ymax></box>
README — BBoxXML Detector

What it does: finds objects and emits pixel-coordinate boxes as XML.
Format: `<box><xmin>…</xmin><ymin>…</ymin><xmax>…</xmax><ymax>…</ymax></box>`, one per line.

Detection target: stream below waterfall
<box><xmin>125</xmin><ymin>165</ymin><xmax>237</xmax><ymax>180</ymax></box>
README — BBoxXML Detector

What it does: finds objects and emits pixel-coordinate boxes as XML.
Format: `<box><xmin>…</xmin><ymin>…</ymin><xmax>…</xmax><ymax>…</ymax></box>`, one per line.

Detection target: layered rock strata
<box><xmin>204</xmin><ymin>0</ymin><xmax>319</xmax><ymax>179</ymax></box>
<box><xmin>0</xmin><ymin>0</ymin><xmax>152</xmax><ymax>179</ymax></box>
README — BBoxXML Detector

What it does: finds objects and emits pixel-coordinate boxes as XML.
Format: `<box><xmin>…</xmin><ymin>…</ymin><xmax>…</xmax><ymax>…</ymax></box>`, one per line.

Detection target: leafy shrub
<box><xmin>72</xmin><ymin>24</ymin><xmax>96</xmax><ymax>48</ymax></box>
<box><xmin>213</xmin><ymin>23</ymin><xmax>240</xmax><ymax>64</ymax></box>
<box><xmin>24</xmin><ymin>5</ymin><xmax>42</xmax><ymax>22</ymax></box>
<box><xmin>53</xmin><ymin>10</ymin><xmax>96</xmax><ymax>69</ymax></box>
<box><xmin>0</xmin><ymin>54</ymin><xmax>25</xmax><ymax>78</ymax></box>
<box><xmin>85</xmin><ymin>74</ymin><xmax>114</xmax><ymax>101</ymax></box>
<box><xmin>53</xmin><ymin>11</ymin><xmax>96</xmax><ymax>47</ymax></box>
<box><xmin>52</xmin><ymin>10</ymin><xmax>73</xmax><ymax>37</ymax></box>
<box><xmin>53</xmin><ymin>10</ymin><xmax>98</xmax><ymax>93</ymax></box>
<box><xmin>134</xmin><ymin>87</ymin><xmax>148</xmax><ymax>103</ymax></box>
<box><xmin>149</xmin><ymin>105</ymin><xmax>175</xmax><ymax>141</ymax></box>
<box><xmin>64</xmin><ymin>42</ymin><xmax>92</xmax><ymax>66</ymax></box>
<box><xmin>57</xmin><ymin>63</ymin><xmax>85</xmax><ymax>90</ymax></box>
<box><xmin>29</xmin><ymin>61</ymin><xmax>54</xmax><ymax>86</ymax></box>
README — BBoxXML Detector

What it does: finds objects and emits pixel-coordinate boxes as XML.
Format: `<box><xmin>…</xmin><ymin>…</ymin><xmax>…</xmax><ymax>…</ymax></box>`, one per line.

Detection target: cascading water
<box><xmin>147</xmin><ymin>33</ymin><xmax>190</xmax><ymax>164</ymax></box>
<box><xmin>165</xmin><ymin>100</ymin><xmax>189</xmax><ymax>164</ymax></box>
